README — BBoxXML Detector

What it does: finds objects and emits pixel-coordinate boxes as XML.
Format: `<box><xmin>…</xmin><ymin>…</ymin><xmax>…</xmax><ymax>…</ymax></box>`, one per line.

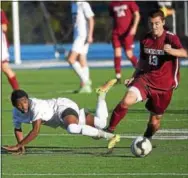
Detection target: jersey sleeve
<box><xmin>31</xmin><ymin>104</ymin><xmax>44</xmax><ymax>122</ymax></box>
<box><xmin>1</xmin><ymin>10</ymin><xmax>9</xmax><ymax>24</ymax></box>
<box><xmin>12</xmin><ymin>109</ymin><xmax>21</xmax><ymax>129</ymax></box>
<box><xmin>171</xmin><ymin>35</ymin><xmax>183</xmax><ymax>49</ymax></box>
<box><xmin>129</xmin><ymin>1</ymin><xmax>139</xmax><ymax>13</ymax></box>
<box><xmin>82</xmin><ymin>2</ymin><xmax>95</xmax><ymax>19</ymax></box>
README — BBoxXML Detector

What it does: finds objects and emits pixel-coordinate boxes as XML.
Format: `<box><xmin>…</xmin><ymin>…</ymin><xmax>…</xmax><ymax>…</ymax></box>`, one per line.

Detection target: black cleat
<box><xmin>116</xmin><ymin>78</ymin><xmax>122</xmax><ymax>84</ymax></box>
<box><xmin>103</xmin><ymin>127</ymin><xmax>115</xmax><ymax>133</ymax></box>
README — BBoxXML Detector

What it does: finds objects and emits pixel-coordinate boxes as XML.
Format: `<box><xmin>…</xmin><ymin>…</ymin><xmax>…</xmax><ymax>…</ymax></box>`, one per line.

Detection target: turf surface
<box><xmin>1</xmin><ymin>68</ymin><xmax>188</xmax><ymax>178</ymax></box>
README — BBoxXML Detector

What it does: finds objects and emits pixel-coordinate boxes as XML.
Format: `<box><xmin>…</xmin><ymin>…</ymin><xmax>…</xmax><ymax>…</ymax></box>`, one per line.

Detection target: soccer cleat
<box><xmin>77</xmin><ymin>85</ymin><xmax>92</xmax><ymax>94</ymax></box>
<box><xmin>96</xmin><ymin>79</ymin><xmax>117</xmax><ymax>95</ymax></box>
<box><xmin>108</xmin><ymin>134</ymin><xmax>120</xmax><ymax>149</ymax></box>
<box><xmin>116</xmin><ymin>78</ymin><xmax>122</xmax><ymax>84</ymax></box>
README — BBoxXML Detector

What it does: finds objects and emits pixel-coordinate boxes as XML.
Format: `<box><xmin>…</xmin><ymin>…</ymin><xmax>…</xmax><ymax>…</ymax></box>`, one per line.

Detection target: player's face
<box><xmin>149</xmin><ymin>16</ymin><xmax>165</xmax><ymax>37</ymax></box>
<box><xmin>15</xmin><ymin>97</ymin><xmax>29</xmax><ymax>113</ymax></box>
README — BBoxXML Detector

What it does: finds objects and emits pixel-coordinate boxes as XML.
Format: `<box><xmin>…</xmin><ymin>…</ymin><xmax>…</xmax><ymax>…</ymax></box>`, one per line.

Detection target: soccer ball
<box><xmin>131</xmin><ymin>136</ymin><xmax>152</xmax><ymax>157</ymax></box>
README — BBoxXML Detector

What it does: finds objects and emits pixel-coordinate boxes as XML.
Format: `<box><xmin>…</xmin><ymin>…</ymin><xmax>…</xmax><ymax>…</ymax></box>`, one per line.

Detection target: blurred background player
<box><xmin>67</xmin><ymin>1</ymin><xmax>95</xmax><ymax>93</ymax></box>
<box><xmin>1</xmin><ymin>9</ymin><xmax>19</xmax><ymax>90</ymax></box>
<box><xmin>109</xmin><ymin>1</ymin><xmax>140</xmax><ymax>83</ymax></box>
<box><xmin>2</xmin><ymin>79</ymin><xmax>120</xmax><ymax>154</ymax></box>
<box><xmin>105</xmin><ymin>9</ymin><xmax>187</xmax><ymax>140</ymax></box>
<box><xmin>157</xmin><ymin>0</ymin><xmax>175</xmax><ymax>32</ymax></box>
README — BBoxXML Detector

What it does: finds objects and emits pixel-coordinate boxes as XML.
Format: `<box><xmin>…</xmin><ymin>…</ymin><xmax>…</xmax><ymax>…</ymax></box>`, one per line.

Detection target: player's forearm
<box><xmin>88</xmin><ymin>17</ymin><xmax>94</xmax><ymax>38</ymax></box>
<box><xmin>132</xmin><ymin>11</ymin><xmax>140</xmax><ymax>30</ymax></box>
<box><xmin>2</xmin><ymin>24</ymin><xmax>8</xmax><ymax>33</ymax></box>
<box><xmin>14</xmin><ymin>128</ymin><xmax>24</xmax><ymax>143</ymax></box>
<box><xmin>17</xmin><ymin>130</ymin><xmax>39</xmax><ymax>147</ymax></box>
<box><xmin>168</xmin><ymin>48</ymin><xmax>188</xmax><ymax>58</ymax></box>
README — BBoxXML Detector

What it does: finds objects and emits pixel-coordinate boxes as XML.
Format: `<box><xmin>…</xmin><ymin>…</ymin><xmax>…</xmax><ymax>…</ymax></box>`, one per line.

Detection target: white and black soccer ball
<box><xmin>131</xmin><ymin>136</ymin><xmax>152</xmax><ymax>157</ymax></box>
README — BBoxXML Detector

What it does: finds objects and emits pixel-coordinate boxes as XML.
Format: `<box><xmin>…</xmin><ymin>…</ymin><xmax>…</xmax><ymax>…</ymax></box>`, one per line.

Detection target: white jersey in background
<box><xmin>71</xmin><ymin>1</ymin><xmax>94</xmax><ymax>54</ymax></box>
<box><xmin>72</xmin><ymin>1</ymin><xmax>94</xmax><ymax>37</ymax></box>
<box><xmin>13</xmin><ymin>98</ymin><xmax>84</xmax><ymax>129</ymax></box>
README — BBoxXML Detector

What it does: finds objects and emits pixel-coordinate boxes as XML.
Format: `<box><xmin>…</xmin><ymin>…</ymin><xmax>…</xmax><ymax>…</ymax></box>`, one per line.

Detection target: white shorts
<box><xmin>56</xmin><ymin>98</ymin><xmax>80</xmax><ymax>119</ymax></box>
<box><xmin>128</xmin><ymin>86</ymin><xmax>143</xmax><ymax>103</ymax></box>
<box><xmin>72</xmin><ymin>35</ymin><xmax>89</xmax><ymax>55</ymax></box>
<box><xmin>56</xmin><ymin>98</ymin><xmax>86</xmax><ymax>127</ymax></box>
<box><xmin>1</xmin><ymin>32</ymin><xmax>9</xmax><ymax>62</ymax></box>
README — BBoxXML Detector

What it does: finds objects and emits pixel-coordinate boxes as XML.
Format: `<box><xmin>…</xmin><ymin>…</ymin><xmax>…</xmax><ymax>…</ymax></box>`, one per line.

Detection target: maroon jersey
<box><xmin>109</xmin><ymin>1</ymin><xmax>139</xmax><ymax>35</ymax></box>
<box><xmin>138</xmin><ymin>30</ymin><xmax>183</xmax><ymax>91</ymax></box>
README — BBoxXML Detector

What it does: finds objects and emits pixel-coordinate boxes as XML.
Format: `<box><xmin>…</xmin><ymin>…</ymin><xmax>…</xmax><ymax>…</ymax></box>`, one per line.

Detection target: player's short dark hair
<box><xmin>11</xmin><ymin>89</ymin><xmax>29</xmax><ymax>106</ymax></box>
<box><xmin>149</xmin><ymin>9</ymin><xmax>165</xmax><ymax>21</ymax></box>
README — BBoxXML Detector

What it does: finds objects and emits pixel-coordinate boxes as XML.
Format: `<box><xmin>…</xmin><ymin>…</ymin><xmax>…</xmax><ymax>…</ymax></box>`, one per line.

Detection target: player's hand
<box><xmin>2</xmin><ymin>144</ymin><xmax>20</xmax><ymax>152</ymax></box>
<box><xmin>129</xmin><ymin>27</ymin><xmax>137</xmax><ymax>35</ymax></box>
<box><xmin>18</xmin><ymin>146</ymin><xmax>25</xmax><ymax>155</ymax></box>
<box><xmin>164</xmin><ymin>44</ymin><xmax>172</xmax><ymax>54</ymax></box>
<box><xmin>124</xmin><ymin>77</ymin><xmax>134</xmax><ymax>87</ymax></box>
<box><xmin>87</xmin><ymin>36</ymin><xmax>93</xmax><ymax>44</ymax></box>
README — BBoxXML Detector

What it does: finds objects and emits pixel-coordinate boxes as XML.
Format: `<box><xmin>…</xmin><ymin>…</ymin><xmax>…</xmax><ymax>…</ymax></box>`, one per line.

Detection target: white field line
<box><xmin>158</xmin><ymin>129</ymin><xmax>188</xmax><ymax>133</ymax></box>
<box><xmin>2</xmin><ymin>173</ymin><xmax>188</xmax><ymax>176</ymax></box>
<box><xmin>120</xmin><ymin>135</ymin><xmax>188</xmax><ymax>140</ymax></box>
<box><xmin>2</xmin><ymin>129</ymin><xmax>188</xmax><ymax>140</ymax></box>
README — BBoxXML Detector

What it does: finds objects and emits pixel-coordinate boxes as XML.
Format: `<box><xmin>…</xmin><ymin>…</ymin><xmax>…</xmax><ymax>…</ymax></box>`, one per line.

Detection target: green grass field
<box><xmin>1</xmin><ymin>68</ymin><xmax>188</xmax><ymax>178</ymax></box>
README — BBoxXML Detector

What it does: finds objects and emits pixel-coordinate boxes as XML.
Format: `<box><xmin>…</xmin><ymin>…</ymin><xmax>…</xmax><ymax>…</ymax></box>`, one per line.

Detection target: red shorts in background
<box><xmin>112</xmin><ymin>33</ymin><xmax>134</xmax><ymax>50</ymax></box>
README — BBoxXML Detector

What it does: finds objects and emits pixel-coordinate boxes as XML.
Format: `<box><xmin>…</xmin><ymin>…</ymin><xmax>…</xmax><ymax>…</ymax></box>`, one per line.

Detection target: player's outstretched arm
<box><xmin>3</xmin><ymin>119</ymin><xmax>42</xmax><ymax>152</ymax></box>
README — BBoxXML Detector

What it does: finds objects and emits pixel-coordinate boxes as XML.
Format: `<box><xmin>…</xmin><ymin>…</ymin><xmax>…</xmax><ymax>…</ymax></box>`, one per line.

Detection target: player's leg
<box><xmin>94</xmin><ymin>79</ymin><xmax>117</xmax><ymax>129</ymax></box>
<box><xmin>76</xmin><ymin>43</ymin><xmax>92</xmax><ymax>93</ymax></box>
<box><xmin>78</xmin><ymin>43</ymin><xmax>91</xmax><ymax>85</ymax></box>
<box><xmin>144</xmin><ymin>114</ymin><xmax>162</xmax><ymax>139</ymax></box>
<box><xmin>63</xmin><ymin>112</ymin><xmax>116</xmax><ymax>141</ymax></box>
<box><xmin>1</xmin><ymin>31</ymin><xmax>19</xmax><ymax>90</ymax></box>
<box><xmin>1</xmin><ymin>61</ymin><xmax>19</xmax><ymax>90</ymax></box>
<box><xmin>123</xmin><ymin>35</ymin><xmax>138</xmax><ymax>68</ymax></box>
<box><xmin>107</xmin><ymin>90</ymin><xmax>137</xmax><ymax>132</ymax></box>
<box><xmin>112</xmin><ymin>33</ymin><xmax>122</xmax><ymax>83</ymax></box>
<box><xmin>144</xmin><ymin>89</ymin><xmax>173</xmax><ymax>139</ymax></box>
<box><xmin>106</xmin><ymin>80</ymin><xmax>147</xmax><ymax>132</ymax></box>
<box><xmin>67</xmin><ymin>37</ymin><xmax>88</xmax><ymax>88</ymax></box>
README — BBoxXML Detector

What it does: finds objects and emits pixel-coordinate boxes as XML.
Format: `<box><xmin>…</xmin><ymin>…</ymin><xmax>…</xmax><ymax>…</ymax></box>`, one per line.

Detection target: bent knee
<box><xmin>67</xmin><ymin>124</ymin><xmax>81</xmax><ymax>134</ymax></box>
<box><xmin>94</xmin><ymin>118</ymin><xmax>107</xmax><ymax>129</ymax></box>
<box><xmin>121</xmin><ymin>92</ymin><xmax>138</xmax><ymax>107</ymax></box>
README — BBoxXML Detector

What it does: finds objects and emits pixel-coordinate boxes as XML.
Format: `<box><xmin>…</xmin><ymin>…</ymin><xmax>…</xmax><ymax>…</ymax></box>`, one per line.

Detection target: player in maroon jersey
<box><xmin>1</xmin><ymin>9</ymin><xmax>19</xmax><ymax>90</ymax></box>
<box><xmin>105</xmin><ymin>9</ymin><xmax>187</xmax><ymax>139</ymax></box>
<box><xmin>109</xmin><ymin>1</ymin><xmax>140</xmax><ymax>83</ymax></box>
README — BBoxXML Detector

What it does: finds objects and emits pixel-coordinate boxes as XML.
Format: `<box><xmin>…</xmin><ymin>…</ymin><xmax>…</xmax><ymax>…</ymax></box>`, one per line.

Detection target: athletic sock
<box><xmin>144</xmin><ymin>123</ymin><xmax>158</xmax><ymax>139</ymax></box>
<box><xmin>129</xmin><ymin>56</ymin><xmax>138</xmax><ymax>68</ymax></box>
<box><xmin>94</xmin><ymin>99</ymin><xmax>108</xmax><ymax>129</ymax></box>
<box><xmin>114</xmin><ymin>57</ymin><xmax>121</xmax><ymax>76</ymax></box>
<box><xmin>8</xmin><ymin>76</ymin><xmax>19</xmax><ymax>90</ymax></box>
<box><xmin>83</xmin><ymin>66</ymin><xmax>90</xmax><ymax>82</ymax></box>
<box><xmin>98</xmin><ymin>129</ymin><xmax>114</xmax><ymax>140</ymax></box>
<box><xmin>72</xmin><ymin>61</ymin><xmax>87</xmax><ymax>84</ymax></box>
<box><xmin>108</xmin><ymin>103</ymin><xmax>128</xmax><ymax>132</ymax></box>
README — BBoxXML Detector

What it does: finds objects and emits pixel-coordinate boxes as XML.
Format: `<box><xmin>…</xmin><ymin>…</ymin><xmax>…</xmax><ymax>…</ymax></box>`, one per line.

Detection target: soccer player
<box><xmin>1</xmin><ymin>9</ymin><xmax>19</xmax><ymax>90</ymax></box>
<box><xmin>2</xmin><ymin>79</ymin><xmax>120</xmax><ymax>154</ymax></box>
<box><xmin>109</xmin><ymin>1</ymin><xmax>140</xmax><ymax>83</ymax></box>
<box><xmin>67</xmin><ymin>1</ymin><xmax>95</xmax><ymax>93</ymax></box>
<box><xmin>105</xmin><ymin>9</ymin><xmax>187</xmax><ymax>140</ymax></box>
